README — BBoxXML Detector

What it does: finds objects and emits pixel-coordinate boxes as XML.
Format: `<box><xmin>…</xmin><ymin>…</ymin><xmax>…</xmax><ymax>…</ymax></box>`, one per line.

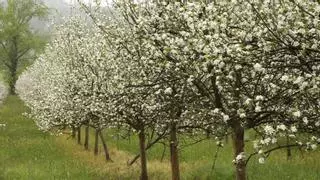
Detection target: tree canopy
<box><xmin>0</xmin><ymin>0</ymin><xmax>48</xmax><ymax>94</ymax></box>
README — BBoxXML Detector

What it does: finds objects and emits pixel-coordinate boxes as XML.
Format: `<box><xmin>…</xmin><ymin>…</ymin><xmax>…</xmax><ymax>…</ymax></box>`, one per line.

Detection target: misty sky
<box><xmin>63</xmin><ymin>0</ymin><xmax>109</xmax><ymax>6</ymax></box>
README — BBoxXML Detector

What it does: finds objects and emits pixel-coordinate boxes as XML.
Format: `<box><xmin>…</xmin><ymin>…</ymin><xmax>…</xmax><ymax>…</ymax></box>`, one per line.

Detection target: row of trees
<box><xmin>17</xmin><ymin>1</ymin><xmax>320</xmax><ymax>180</ymax></box>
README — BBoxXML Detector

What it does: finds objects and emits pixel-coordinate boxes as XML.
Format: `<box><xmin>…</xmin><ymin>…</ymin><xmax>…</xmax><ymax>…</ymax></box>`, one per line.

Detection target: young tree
<box><xmin>0</xmin><ymin>0</ymin><xmax>48</xmax><ymax>94</ymax></box>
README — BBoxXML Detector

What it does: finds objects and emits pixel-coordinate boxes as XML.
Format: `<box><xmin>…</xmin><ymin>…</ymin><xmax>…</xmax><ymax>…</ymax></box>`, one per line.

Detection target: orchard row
<box><xmin>16</xmin><ymin>1</ymin><xmax>320</xmax><ymax>180</ymax></box>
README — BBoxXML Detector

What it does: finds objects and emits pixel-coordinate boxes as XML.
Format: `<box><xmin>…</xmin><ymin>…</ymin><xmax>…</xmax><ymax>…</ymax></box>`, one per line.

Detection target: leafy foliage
<box><xmin>0</xmin><ymin>0</ymin><xmax>48</xmax><ymax>94</ymax></box>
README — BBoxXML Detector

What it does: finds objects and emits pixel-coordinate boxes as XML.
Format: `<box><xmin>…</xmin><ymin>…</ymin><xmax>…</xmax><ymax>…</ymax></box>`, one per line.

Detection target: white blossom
<box><xmin>255</xmin><ymin>95</ymin><xmax>264</xmax><ymax>101</ymax></box>
<box><xmin>234</xmin><ymin>152</ymin><xmax>246</xmax><ymax>163</ymax></box>
<box><xmin>311</xmin><ymin>144</ymin><xmax>317</xmax><ymax>150</ymax></box>
<box><xmin>223</xmin><ymin>114</ymin><xmax>230</xmax><ymax>122</ymax></box>
<box><xmin>264</xmin><ymin>125</ymin><xmax>275</xmax><ymax>135</ymax></box>
<box><xmin>290</xmin><ymin>126</ymin><xmax>297</xmax><ymax>133</ymax></box>
<box><xmin>258</xmin><ymin>157</ymin><xmax>265</xmax><ymax>164</ymax></box>
<box><xmin>277</xmin><ymin>124</ymin><xmax>287</xmax><ymax>131</ymax></box>
<box><xmin>164</xmin><ymin>87</ymin><xmax>173</xmax><ymax>95</ymax></box>
<box><xmin>281</xmin><ymin>75</ymin><xmax>289</xmax><ymax>82</ymax></box>
<box><xmin>244</xmin><ymin>98</ymin><xmax>252</xmax><ymax>105</ymax></box>
<box><xmin>293</xmin><ymin>110</ymin><xmax>301</xmax><ymax>117</ymax></box>
<box><xmin>253</xmin><ymin>63</ymin><xmax>264</xmax><ymax>72</ymax></box>
<box><xmin>255</xmin><ymin>105</ymin><xmax>262</xmax><ymax>112</ymax></box>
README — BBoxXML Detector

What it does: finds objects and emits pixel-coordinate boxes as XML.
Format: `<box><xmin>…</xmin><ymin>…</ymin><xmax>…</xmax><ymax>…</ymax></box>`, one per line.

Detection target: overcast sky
<box><xmin>31</xmin><ymin>0</ymin><xmax>111</xmax><ymax>31</ymax></box>
<box><xmin>63</xmin><ymin>0</ymin><xmax>109</xmax><ymax>6</ymax></box>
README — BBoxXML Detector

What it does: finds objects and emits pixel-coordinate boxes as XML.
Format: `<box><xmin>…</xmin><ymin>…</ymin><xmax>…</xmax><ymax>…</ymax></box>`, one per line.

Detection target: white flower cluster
<box><xmin>233</xmin><ymin>152</ymin><xmax>246</xmax><ymax>164</ymax></box>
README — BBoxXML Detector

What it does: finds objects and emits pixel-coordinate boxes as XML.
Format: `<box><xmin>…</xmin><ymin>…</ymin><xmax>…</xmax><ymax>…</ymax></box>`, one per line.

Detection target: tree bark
<box><xmin>286</xmin><ymin>136</ymin><xmax>292</xmax><ymax>160</ymax></box>
<box><xmin>8</xmin><ymin>60</ymin><xmax>17</xmax><ymax>95</ymax></box>
<box><xmin>84</xmin><ymin>125</ymin><xmax>89</xmax><ymax>150</ymax></box>
<box><xmin>9</xmin><ymin>78</ymin><xmax>16</xmax><ymax>95</ymax></box>
<box><xmin>8</xmin><ymin>36</ymin><xmax>18</xmax><ymax>95</ymax></box>
<box><xmin>71</xmin><ymin>126</ymin><xmax>76</xmax><ymax>138</ymax></box>
<box><xmin>232</xmin><ymin>70</ymin><xmax>246</xmax><ymax>180</ymax></box>
<box><xmin>170</xmin><ymin>122</ymin><xmax>180</xmax><ymax>180</ymax></box>
<box><xmin>94</xmin><ymin>129</ymin><xmax>99</xmax><ymax>156</ymax></box>
<box><xmin>138</xmin><ymin>129</ymin><xmax>148</xmax><ymax>180</ymax></box>
<box><xmin>99</xmin><ymin>130</ymin><xmax>112</xmax><ymax>161</ymax></box>
<box><xmin>77</xmin><ymin>127</ymin><xmax>81</xmax><ymax>145</ymax></box>
<box><xmin>232</xmin><ymin>122</ymin><xmax>246</xmax><ymax>180</ymax></box>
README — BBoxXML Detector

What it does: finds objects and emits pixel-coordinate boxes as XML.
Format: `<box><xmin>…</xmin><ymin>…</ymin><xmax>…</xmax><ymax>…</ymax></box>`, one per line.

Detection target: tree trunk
<box><xmin>8</xmin><ymin>36</ymin><xmax>18</xmax><ymax>95</ymax></box>
<box><xmin>128</xmin><ymin>133</ymin><xmax>164</xmax><ymax>166</ymax></box>
<box><xmin>170</xmin><ymin>122</ymin><xmax>180</xmax><ymax>180</ymax></box>
<box><xmin>71</xmin><ymin>126</ymin><xmax>76</xmax><ymax>138</ymax></box>
<box><xmin>94</xmin><ymin>129</ymin><xmax>99</xmax><ymax>156</ymax></box>
<box><xmin>138</xmin><ymin>129</ymin><xmax>148</xmax><ymax>180</ymax></box>
<box><xmin>9</xmin><ymin>79</ymin><xmax>16</xmax><ymax>95</ymax></box>
<box><xmin>232</xmin><ymin>123</ymin><xmax>246</xmax><ymax>180</ymax></box>
<box><xmin>84</xmin><ymin>125</ymin><xmax>89</xmax><ymax>150</ymax></box>
<box><xmin>77</xmin><ymin>127</ymin><xmax>81</xmax><ymax>145</ymax></box>
<box><xmin>286</xmin><ymin>136</ymin><xmax>291</xmax><ymax>160</ymax></box>
<box><xmin>8</xmin><ymin>59</ymin><xmax>17</xmax><ymax>95</ymax></box>
<box><xmin>99</xmin><ymin>130</ymin><xmax>112</xmax><ymax>161</ymax></box>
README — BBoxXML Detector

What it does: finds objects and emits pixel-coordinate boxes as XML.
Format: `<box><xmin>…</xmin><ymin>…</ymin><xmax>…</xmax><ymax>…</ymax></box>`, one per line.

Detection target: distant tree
<box><xmin>0</xmin><ymin>0</ymin><xmax>48</xmax><ymax>94</ymax></box>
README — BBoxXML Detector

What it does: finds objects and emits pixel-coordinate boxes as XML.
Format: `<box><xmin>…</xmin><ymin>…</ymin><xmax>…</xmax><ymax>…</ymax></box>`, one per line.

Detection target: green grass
<box><xmin>1</xmin><ymin>95</ymin><xmax>320</xmax><ymax>180</ymax></box>
<box><xmin>81</xmin><ymin>125</ymin><xmax>320</xmax><ymax>179</ymax></box>
<box><xmin>0</xmin><ymin>96</ymin><xmax>107</xmax><ymax>180</ymax></box>
<box><xmin>99</xmin><ymin>129</ymin><xmax>320</xmax><ymax>179</ymax></box>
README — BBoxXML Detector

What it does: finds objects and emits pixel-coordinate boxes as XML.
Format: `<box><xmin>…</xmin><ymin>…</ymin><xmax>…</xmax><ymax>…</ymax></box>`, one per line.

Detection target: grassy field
<box><xmin>0</xmin><ymin>96</ymin><xmax>107</xmax><ymax>179</ymax></box>
<box><xmin>1</xmin><ymin>95</ymin><xmax>320</xmax><ymax>179</ymax></box>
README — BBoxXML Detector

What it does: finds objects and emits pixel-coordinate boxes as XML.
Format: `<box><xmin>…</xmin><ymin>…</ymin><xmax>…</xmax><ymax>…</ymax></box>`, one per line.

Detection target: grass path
<box><xmin>0</xmin><ymin>96</ymin><xmax>106</xmax><ymax>180</ymax></box>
